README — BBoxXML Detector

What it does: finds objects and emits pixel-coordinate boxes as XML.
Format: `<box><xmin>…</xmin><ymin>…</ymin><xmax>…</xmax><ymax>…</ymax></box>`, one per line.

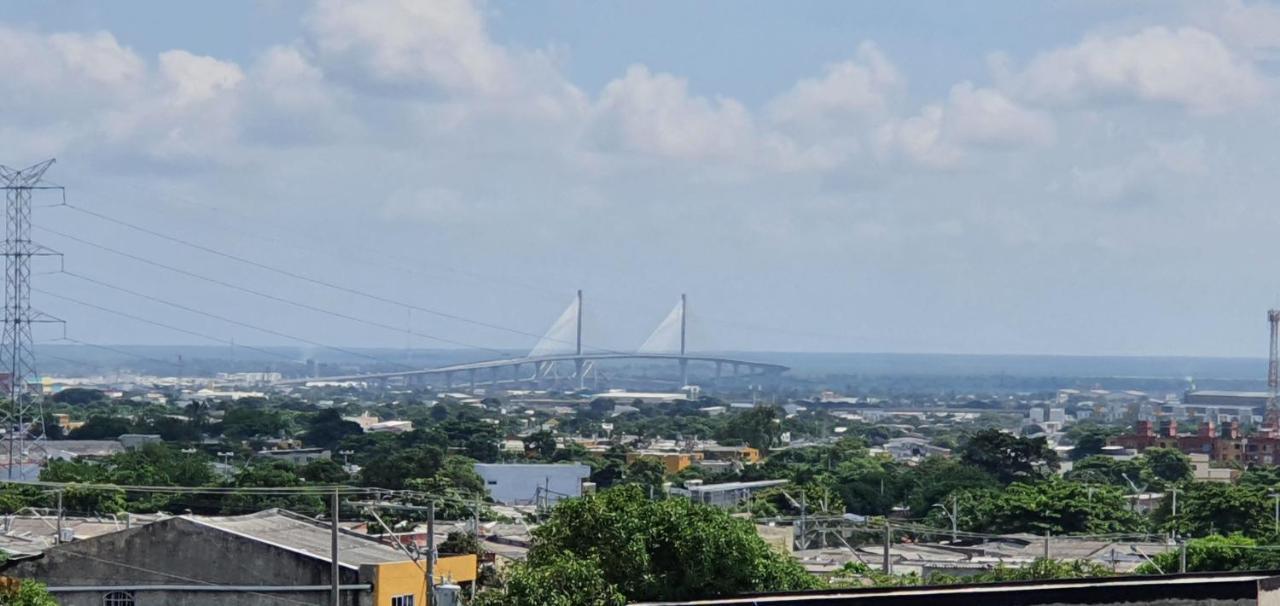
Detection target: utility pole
<box><xmin>1171</xmin><ymin>487</ymin><xmax>1179</xmax><ymax>539</ymax></box>
<box><xmin>1043</xmin><ymin>530</ymin><xmax>1050</xmax><ymax>560</ymax></box>
<box><xmin>427</xmin><ymin>500</ymin><xmax>436</xmax><ymax>603</ymax></box>
<box><xmin>331</xmin><ymin>488</ymin><xmax>340</xmax><ymax>606</ymax></box>
<box><xmin>471</xmin><ymin>494</ymin><xmax>480</xmax><ymax>602</ymax></box>
<box><xmin>882</xmin><ymin>519</ymin><xmax>892</xmax><ymax>574</ymax></box>
<box><xmin>1179</xmin><ymin>540</ymin><xmax>1187</xmax><ymax>573</ymax></box>
<box><xmin>798</xmin><ymin>490</ymin><xmax>807</xmax><ymax>550</ymax></box>
<box><xmin>0</xmin><ymin>160</ymin><xmax>61</xmax><ymax>480</ymax></box>
<box><xmin>950</xmin><ymin>495</ymin><xmax>958</xmax><ymax>543</ymax></box>
<box><xmin>55</xmin><ymin>490</ymin><xmax>63</xmax><ymax>544</ymax></box>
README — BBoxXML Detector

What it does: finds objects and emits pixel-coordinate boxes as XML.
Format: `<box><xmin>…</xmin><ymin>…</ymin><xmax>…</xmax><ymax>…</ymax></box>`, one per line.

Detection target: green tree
<box><xmin>949</xmin><ymin>478</ymin><xmax>1141</xmax><ymax>535</ymax></box>
<box><xmin>302</xmin><ymin>409</ymin><xmax>362</xmax><ymax>450</ymax></box>
<box><xmin>1070</xmin><ymin>429</ymin><xmax>1111</xmax><ymax>461</ymax></box>
<box><xmin>221</xmin><ymin>406</ymin><xmax>287</xmax><ymax>440</ymax></box>
<box><xmin>439</xmin><ymin>530</ymin><xmax>485</xmax><ymax>556</ymax></box>
<box><xmin>50</xmin><ymin>388</ymin><xmax>106</xmax><ymax>406</ymax></box>
<box><xmin>524</xmin><ymin>431</ymin><xmax>558</xmax><ymax>460</ymax></box>
<box><xmin>67</xmin><ymin>415</ymin><xmax>133</xmax><ymax>440</ymax></box>
<box><xmin>526</xmin><ymin>485</ymin><xmax>816</xmax><ymax>603</ymax></box>
<box><xmin>358</xmin><ymin>446</ymin><xmax>444</xmax><ymax>490</ymax></box>
<box><xmin>1137</xmin><ymin>535</ymin><xmax>1280</xmax><ymax>574</ymax></box>
<box><xmin>0</xmin><ymin>579</ymin><xmax>58</xmax><ymax>606</ymax></box>
<box><xmin>223</xmin><ymin>460</ymin><xmax>323</xmax><ymax>515</ymax></box>
<box><xmin>901</xmin><ymin>456</ymin><xmax>998</xmax><ymax>517</ymax></box>
<box><xmin>1142</xmin><ymin>448</ymin><xmax>1193</xmax><ymax>486</ymax></box>
<box><xmin>475</xmin><ymin>555</ymin><xmax>625</xmax><ymax>606</ymax></box>
<box><xmin>299</xmin><ymin>458</ymin><xmax>350</xmax><ymax>484</ymax></box>
<box><xmin>717</xmin><ymin>405</ymin><xmax>783</xmax><ymax>453</ymax></box>
<box><xmin>466</xmin><ymin>435</ymin><xmax>501</xmax><ymax>463</ymax></box>
<box><xmin>623</xmin><ymin>457</ymin><xmax>666</xmax><ymax>498</ymax></box>
<box><xmin>960</xmin><ymin>429</ymin><xmax>1059</xmax><ymax>484</ymax></box>
<box><xmin>1064</xmin><ymin>455</ymin><xmax>1144</xmax><ymax>488</ymax></box>
<box><xmin>1153</xmin><ymin>482</ymin><xmax>1270</xmax><ymax>537</ymax></box>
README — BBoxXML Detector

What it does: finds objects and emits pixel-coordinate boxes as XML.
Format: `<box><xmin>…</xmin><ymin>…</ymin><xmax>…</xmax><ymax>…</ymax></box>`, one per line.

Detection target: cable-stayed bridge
<box><xmin>276</xmin><ymin>291</ymin><xmax>788</xmax><ymax>389</ymax></box>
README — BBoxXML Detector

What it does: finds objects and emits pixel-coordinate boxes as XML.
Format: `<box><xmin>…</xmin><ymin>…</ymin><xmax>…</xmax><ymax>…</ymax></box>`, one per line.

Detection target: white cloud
<box><xmin>1069</xmin><ymin>136</ymin><xmax>1209</xmax><ymax>204</ymax></box>
<box><xmin>767</xmin><ymin>42</ymin><xmax>902</xmax><ymax>128</ymax></box>
<box><xmin>590</xmin><ymin>65</ymin><xmax>755</xmax><ymax>161</ymax></box>
<box><xmin>0</xmin><ymin>25</ymin><xmax>145</xmax><ymax>115</ymax></box>
<box><xmin>876</xmin><ymin>82</ymin><xmax>1053</xmax><ymax>169</ymax></box>
<box><xmin>157</xmin><ymin>50</ymin><xmax>244</xmax><ymax>107</ymax></box>
<box><xmin>1194</xmin><ymin>0</ymin><xmax>1280</xmax><ymax>53</ymax></box>
<box><xmin>304</xmin><ymin>0</ymin><xmax>515</xmax><ymax>95</ymax></box>
<box><xmin>1001</xmin><ymin>26</ymin><xmax>1267</xmax><ymax>113</ymax></box>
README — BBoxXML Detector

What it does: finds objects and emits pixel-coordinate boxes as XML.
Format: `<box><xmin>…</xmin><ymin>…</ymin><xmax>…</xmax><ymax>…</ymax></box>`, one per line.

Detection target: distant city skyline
<box><xmin>3</xmin><ymin>1</ymin><xmax>1280</xmax><ymax>357</ymax></box>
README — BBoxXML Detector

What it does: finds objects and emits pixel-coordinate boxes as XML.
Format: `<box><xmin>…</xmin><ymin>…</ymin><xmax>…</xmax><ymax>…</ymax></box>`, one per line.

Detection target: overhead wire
<box><xmin>46</xmin><ymin>270</ymin><xmax>419</xmax><ymax>370</ymax></box>
<box><xmin>34</xmin><ymin>289</ymin><xmax>303</xmax><ymax>364</ymax></box>
<box><xmin>37</xmin><ymin>225</ymin><xmax>513</xmax><ymax>357</ymax></box>
<box><xmin>50</xmin><ymin>336</ymin><xmax>183</xmax><ymax>369</ymax></box>
<box><xmin>51</xmin><ymin>202</ymin><xmax>627</xmax><ymax>354</ymax></box>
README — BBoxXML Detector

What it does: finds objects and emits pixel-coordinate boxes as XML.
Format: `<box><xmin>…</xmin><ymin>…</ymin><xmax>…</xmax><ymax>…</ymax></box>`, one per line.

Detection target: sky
<box><xmin>4</xmin><ymin>0</ymin><xmax>1280</xmax><ymax>358</ymax></box>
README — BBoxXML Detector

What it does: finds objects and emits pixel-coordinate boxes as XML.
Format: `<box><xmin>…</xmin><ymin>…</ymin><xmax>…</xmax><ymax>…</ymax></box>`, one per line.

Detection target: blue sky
<box><xmin>3</xmin><ymin>0</ymin><xmax>1280</xmax><ymax>358</ymax></box>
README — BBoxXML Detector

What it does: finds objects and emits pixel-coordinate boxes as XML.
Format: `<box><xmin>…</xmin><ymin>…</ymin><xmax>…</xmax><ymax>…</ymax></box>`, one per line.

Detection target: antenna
<box><xmin>0</xmin><ymin>159</ymin><xmax>63</xmax><ymax>479</ymax></box>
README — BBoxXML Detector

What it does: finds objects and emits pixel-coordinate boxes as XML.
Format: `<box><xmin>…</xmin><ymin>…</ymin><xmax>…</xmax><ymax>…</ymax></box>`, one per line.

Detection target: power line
<box><xmin>54</xmin><ymin>203</ymin><xmax>618</xmax><ymax>353</ymax></box>
<box><xmin>33</xmin><ymin>228</ymin><xmax>511</xmax><ymax>356</ymax></box>
<box><xmin>34</xmin><ymin>289</ymin><xmax>302</xmax><ymax>364</ymax></box>
<box><xmin>48</xmin><ymin>270</ymin><xmax>418</xmax><ymax>370</ymax></box>
<box><xmin>48</xmin><ymin>336</ymin><xmax>183</xmax><ymax>368</ymax></box>
<box><xmin>139</xmin><ymin>194</ymin><xmax>568</xmax><ymax>300</ymax></box>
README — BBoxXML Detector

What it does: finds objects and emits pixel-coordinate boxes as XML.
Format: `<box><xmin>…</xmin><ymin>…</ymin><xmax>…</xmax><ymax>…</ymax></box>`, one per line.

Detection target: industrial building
<box><xmin>1</xmin><ymin>509</ymin><xmax>476</xmax><ymax>606</ymax></box>
<box><xmin>474</xmin><ymin>463</ymin><xmax>591</xmax><ymax>505</ymax></box>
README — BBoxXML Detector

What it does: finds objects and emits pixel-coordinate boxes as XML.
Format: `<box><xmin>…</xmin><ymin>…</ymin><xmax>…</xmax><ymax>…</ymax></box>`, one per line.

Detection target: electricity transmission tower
<box><xmin>0</xmin><ymin>159</ymin><xmax>62</xmax><ymax>479</ymax></box>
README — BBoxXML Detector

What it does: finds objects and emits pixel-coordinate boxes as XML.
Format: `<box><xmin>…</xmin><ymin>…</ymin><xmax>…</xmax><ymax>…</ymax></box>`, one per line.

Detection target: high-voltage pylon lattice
<box><xmin>0</xmin><ymin>159</ymin><xmax>62</xmax><ymax>479</ymax></box>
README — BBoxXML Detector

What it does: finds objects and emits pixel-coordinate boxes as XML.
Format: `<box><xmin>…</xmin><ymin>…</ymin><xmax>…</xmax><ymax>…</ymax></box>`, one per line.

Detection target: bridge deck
<box><xmin>276</xmin><ymin>353</ymin><xmax>787</xmax><ymax>385</ymax></box>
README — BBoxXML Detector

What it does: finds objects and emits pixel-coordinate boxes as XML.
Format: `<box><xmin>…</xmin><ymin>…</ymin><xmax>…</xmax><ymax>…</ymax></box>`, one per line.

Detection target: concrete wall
<box><xmin>5</xmin><ymin>517</ymin><xmax>370</xmax><ymax>606</ymax></box>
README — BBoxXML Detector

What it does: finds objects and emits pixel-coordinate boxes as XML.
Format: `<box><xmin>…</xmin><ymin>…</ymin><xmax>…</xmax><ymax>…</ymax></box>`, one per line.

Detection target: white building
<box><xmin>475</xmin><ymin>463</ymin><xmax>591</xmax><ymax>505</ymax></box>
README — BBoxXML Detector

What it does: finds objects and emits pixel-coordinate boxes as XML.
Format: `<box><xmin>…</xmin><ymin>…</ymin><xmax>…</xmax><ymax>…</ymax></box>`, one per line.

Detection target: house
<box><xmin>883</xmin><ymin>437</ymin><xmax>950</xmax><ymax>462</ymax></box>
<box><xmin>474</xmin><ymin>463</ymin><xmax>591</xmax><ymax>505</ymax></box>
<box><xmin>257</xmin><ymin>447</ymin><xmax>331</xmax><ymax>465</ymax></box>
<box><xmin>1</xmin><ymin>509</ymin><xmax>476</xmax><ymax>606</ymax></box>
<box><xmin>670</xmin><ymin>479</ymin><xmax>788</xmax><ymax>508</ymax></box>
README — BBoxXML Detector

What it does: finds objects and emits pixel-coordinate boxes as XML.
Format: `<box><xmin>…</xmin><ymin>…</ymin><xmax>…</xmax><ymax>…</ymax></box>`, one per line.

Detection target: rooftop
<box><xmin>185</xmin><ymin>509</ymin><xmax>411</xmax><ymax>569</ymax></box>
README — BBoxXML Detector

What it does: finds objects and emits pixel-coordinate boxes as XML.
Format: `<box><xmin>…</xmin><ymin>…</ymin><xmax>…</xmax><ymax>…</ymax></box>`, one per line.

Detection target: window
<box><xmin>103</xmin><ymin>591</ymin><xmax>135</xmax><ymax>606</ymax></box>
<box><xmin>391</xmin><ymin>595</ymin><xmax>415</xmax><ymax>606</ymax></box>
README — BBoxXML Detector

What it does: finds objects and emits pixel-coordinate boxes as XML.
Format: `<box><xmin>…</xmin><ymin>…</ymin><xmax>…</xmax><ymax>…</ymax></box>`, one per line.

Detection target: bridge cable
<box><xmin>33</xmin><ymin>230</ymin><xmax>511</xmax><ymax>357</ymax></box>
<box><xmin>34</xmin><ymin>288</ymin><xmax>357</xmax><ymax>366</ymax></box>
<box><xmin>52</xmin><ymin>203</ymin><xmax>625</xmax><ymax>354</ymax></box>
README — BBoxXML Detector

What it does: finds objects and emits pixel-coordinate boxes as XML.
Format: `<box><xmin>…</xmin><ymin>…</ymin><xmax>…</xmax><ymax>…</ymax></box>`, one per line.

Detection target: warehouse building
<box><xmin>1</xmin><ymin>509</ymin><xmax>476</xmax><ymax>606</ymax></box>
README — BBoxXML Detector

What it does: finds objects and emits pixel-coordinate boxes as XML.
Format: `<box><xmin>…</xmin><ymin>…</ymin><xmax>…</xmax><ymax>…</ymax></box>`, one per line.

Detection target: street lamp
<box><xmin>180</xmin><ymin>448</ymin><xmax>197</xmax><ymax>455</ymax></box>
<box><xmin>932</xmin><ymin>496</ymin><xmax>959</xmax><ymax>543</ymax></box>
<box><xmin>338</xmin><ymin>449</ymin><xmax>355</xmax><ymax>466</ymax></box>
<box><xmin>217</xmin><ymin>451</ymin><xmax>234</xmax><ymax>467</ymax></box>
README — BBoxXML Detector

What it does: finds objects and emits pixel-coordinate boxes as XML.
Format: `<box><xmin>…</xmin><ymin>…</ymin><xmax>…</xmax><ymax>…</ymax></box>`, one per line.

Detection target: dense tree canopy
<box><xmin>960</xmin><ymin>429</ymin><xmax>1059</xmax><ymax>484</ymax></box>
<box><xmin>487</xmin><ymin>485</ymin><xmax>816</xmax><ymax>605</ymax></box>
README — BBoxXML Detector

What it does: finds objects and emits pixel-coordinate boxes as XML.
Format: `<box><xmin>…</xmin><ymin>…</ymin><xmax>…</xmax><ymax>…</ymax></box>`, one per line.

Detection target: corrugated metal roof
<box><xmin>185</xmin><ymin>509</ymin><xmax>411</xmax><ymax>568</ymax></box>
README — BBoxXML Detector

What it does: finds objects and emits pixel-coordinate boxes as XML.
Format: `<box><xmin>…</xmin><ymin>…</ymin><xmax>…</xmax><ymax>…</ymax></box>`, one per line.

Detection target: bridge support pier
<box><xmin>444</xmin><ymin>371</ymin><xmax>453</xmax><ymax>389</ymax></box>
<box><xmin>469</xmin><ymin>368</ymin><xmax>477</xmax><ymax>390</ymax></box>
<box><xmin>714</xmin><ymin>362</ymin><xmax>722</xmax><ymax>391</ymax></box>
<box><xmin>679</xmin><ymin>358</ymin><xmax>689</xmax><ymax>389</ymax></box>
<box><xmin>574</xmin><ymin>358</ymin><xmax>584</xmax><ymax>391</ymax></box>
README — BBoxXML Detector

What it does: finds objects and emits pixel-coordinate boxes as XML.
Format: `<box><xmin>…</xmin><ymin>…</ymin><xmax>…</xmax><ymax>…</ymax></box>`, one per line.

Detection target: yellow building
<box><xmin>627</xmin><ymin>451</ymin><xmax>703</xmax><ymax>474</ymax></box>
<box><xmin>371</xmin><ymin>554</ymin><xmax>478</xmax><ymax>605</ymax></box>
